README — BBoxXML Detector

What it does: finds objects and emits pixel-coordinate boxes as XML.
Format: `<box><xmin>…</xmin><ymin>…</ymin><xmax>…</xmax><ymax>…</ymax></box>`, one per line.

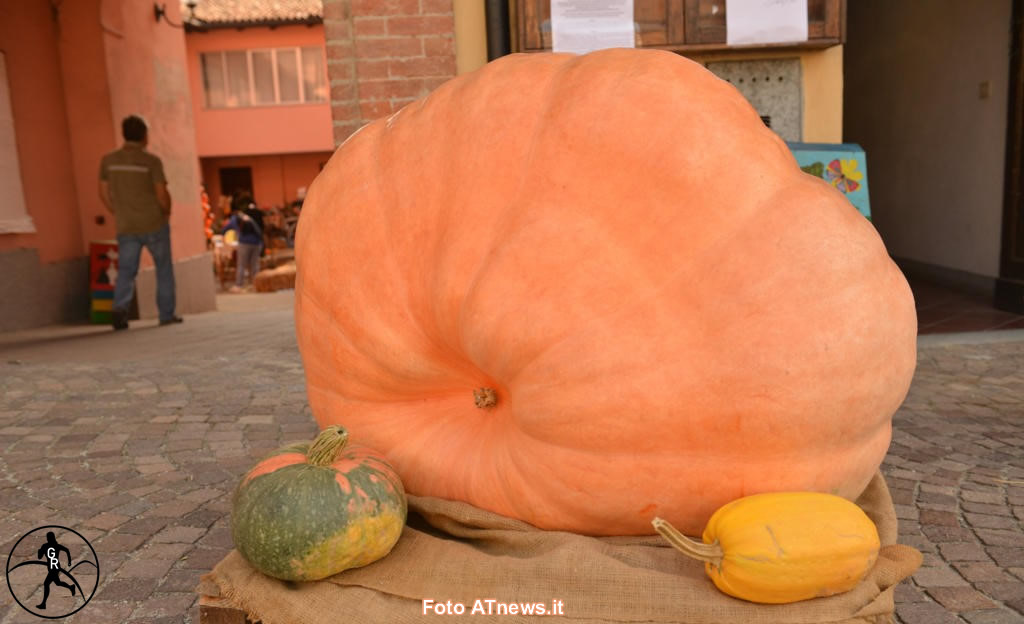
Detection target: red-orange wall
<box><xmin>60</xmin><ymin>0</ymin><xmax>118</xmax><ymax>255</ymax></box>
<box><xmin>201</xmin><ymin>152</ymin><xmax>332</xmax><ymax>209</ymax></box>
<box><xmin>98</xmin><ymin>0</ymin><xmax>207</xmax><ymax>262</ymax></box>
<box><xmin>186</xmin><ymin>25</ymin><xmax>334</xmax><ymax>157</ymax></box>
<box><xmin>0</xmin><ymin>1</ymin><xmax>84</xmax><ymax>263</ymax></box>
<box><xmin>0</xmin><ymin>0</ymin><xmax>207</xmax><ymax>264</ymax></box>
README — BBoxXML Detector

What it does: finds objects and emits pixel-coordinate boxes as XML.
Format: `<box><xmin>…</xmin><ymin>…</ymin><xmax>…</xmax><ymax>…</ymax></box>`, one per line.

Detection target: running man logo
<box><xmin>5</xmin><ymin>526</ymin><xmax>99</xmax><ymax>619</ymax></box>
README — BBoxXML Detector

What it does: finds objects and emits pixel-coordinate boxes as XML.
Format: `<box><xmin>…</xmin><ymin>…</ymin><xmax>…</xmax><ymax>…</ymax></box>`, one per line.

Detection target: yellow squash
<box><xmin>653</xmin><ymin>492</ymin><xmax>880</xmax><ymax>604</ymax></box>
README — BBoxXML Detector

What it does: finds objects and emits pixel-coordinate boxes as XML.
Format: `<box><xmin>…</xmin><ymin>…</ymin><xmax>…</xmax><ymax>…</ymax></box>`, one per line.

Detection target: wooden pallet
<box><xmin>198</xmin><ymin>574</ymin><xmax>259</xmax><ymax>624</ymax></box>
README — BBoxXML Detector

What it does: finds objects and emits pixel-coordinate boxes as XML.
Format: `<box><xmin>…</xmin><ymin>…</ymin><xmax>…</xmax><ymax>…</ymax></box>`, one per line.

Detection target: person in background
<box><xmin>231</xmin><ymin>189</ymin><xmax>254</xmax><ymax>214</ymax></box>
<box><xmin>222</xmin><ymin>202</ymin><xmax>264</xmax><ymax>293</ymax></box>
<box><xmin>98</xmin><ymin>114</ymin><xmax>183</xmax><ymax>330</ymax></box>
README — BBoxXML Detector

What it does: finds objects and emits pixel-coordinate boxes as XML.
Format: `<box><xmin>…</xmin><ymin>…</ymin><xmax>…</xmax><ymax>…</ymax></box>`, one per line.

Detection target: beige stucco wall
<box><xmin>801</xmin><ymin>45</ymin><xmax>843</xmax><ymax>143</ymax></box>
<box><xmin>845</xmin><ymin>0</ymin><xmax>1011</xmax><ymax>279</ymax></box>
<box><xmin>453</xmin><ymin>0</ymin><xmax>488</xmax><ymax>75</ymax></box>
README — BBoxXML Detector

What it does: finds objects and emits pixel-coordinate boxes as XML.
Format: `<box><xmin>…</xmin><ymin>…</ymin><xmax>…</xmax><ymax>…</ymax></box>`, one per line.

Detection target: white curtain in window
<box><xmin>225</xmin><ymin>51</ymin><xmax>251</xmax><ymax>107</ymax></box>
<box><xmin>277</xmin><ymin>49</ymin><xmax>300</xmax><ymax>102</ymax></box>
<box><xmin>200</xmin><ymin>52</ymin><xmax>226</xmax><ymax>108</ymax></box>
<box><xmin>301</xmin><ymin>47</ymin><xmax>326</xmax><ymax>102</ymax></box>
<box><xmin>251</xmin><ymin>50</ymin><xmax>275</xmax><ymax>105</ymax></box>
<box><xmin>200</xmin><ymin>47</ymin><xmax>329</xmax><ymax>108</ymax></box>
<box><xmin>0</xmin><ymin>52</ymin><xmax>34</xmax><ymax>234</ymax></box>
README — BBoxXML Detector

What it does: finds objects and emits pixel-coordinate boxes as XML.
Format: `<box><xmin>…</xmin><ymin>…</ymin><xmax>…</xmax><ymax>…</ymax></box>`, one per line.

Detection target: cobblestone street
<box><xmin>0</xmin><ymin>292</ymin><xmax>1022</xmax><ymax>623</ymax></box>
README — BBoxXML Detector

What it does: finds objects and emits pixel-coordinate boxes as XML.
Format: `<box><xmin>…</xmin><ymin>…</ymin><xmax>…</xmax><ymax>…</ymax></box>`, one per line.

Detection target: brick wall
<box><xmin>323</xmin><ymin>0</ymin><xmax>458</xmax><ymax>145</ymax></box>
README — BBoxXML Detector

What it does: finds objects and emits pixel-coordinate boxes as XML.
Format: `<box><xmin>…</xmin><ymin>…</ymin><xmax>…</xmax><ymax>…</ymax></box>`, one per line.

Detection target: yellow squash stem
<box><xmin>652</xmin><ymin>517</ymin><xmax>724</xmax><ymax>568</ymax></box>
<box><xmin>307</xmin><ymin>425</ymin><xmax>350</xmax><ymax>466</ymax></box>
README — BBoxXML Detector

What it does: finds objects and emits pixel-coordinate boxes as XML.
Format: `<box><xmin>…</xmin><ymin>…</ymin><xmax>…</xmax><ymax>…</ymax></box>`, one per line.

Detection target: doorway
<box><xmin>218</xmin><ymin>166</ymin><xmax>253</xmax><ymax>203</ymax></box>
<box><xmin>997</xmin><ymin>0</ymin><xmax>1024</xmax><ymax>313</ymax></box>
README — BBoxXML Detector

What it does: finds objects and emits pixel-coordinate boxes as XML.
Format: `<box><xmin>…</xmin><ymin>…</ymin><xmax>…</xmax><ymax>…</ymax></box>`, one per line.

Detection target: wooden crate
<box><xmin>198</xmin><ymin>574</ymin><xmax>258</xmax><ymax>624</ymax></box>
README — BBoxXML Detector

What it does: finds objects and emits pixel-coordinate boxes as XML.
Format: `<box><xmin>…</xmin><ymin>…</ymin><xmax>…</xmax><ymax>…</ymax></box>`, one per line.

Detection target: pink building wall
<box><xmin>0</xmin><ymin>0</ymin><xmax>215</xmax><ymax>329</ymax></box>
<box><xmin>100</xmin><ymin>1</ymin><xmax>207</xmax><ymax>264</ymax></box>
<box><xmin>0</xmin><ymin>1</ymin><xmax>83</xmax><ymax>264</ymax></box>
<box><xmin>59</xmin><ymin>0</ymin><xmax>123</xmax><ymax>255</ymax></box>
<box><xmin>2</xmin><ymin>0</ymin><xmax>207</xmax><ymax>263</ymax></box>
<box><xmin>186</xmin><ymin>25</ymin><xmax>334</xmax><ymax>157</ymax></box>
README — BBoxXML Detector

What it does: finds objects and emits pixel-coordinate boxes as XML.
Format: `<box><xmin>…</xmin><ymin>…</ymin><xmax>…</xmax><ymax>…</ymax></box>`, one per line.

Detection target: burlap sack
<box><xmin>206</xmin><ymin>472</ymin><xmax>921</xmax><ymax>624</ymax></box>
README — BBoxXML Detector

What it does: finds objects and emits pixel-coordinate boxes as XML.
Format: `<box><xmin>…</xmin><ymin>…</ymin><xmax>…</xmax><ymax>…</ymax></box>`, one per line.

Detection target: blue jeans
<box><xmin>114</xmin><ymin>223</ymin><xmax>176</xmax><ymax>322</ymax></box>
<box><xmin>236</xmin><ymin>242</ymin><xmax>261</xmax><ymax>286</ymax></box>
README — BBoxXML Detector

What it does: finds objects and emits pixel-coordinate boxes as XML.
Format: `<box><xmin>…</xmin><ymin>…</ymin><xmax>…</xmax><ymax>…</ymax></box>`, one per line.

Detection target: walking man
<box><xmin>35</xmin><ymin>531</ymin><xmax>75</xmax><ymax>610</ymax></box>
<box><xmin>98</xmin><ymin>115</ymin><xmax>183</xmax><ymax>330</ymax></box>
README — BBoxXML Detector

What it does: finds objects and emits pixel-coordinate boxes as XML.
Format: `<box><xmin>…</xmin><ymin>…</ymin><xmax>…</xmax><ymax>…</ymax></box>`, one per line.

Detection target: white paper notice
<box><xmin>551</xmin><ymin>0</ymin><xmax>635</xmax><ymax>54</ymax></box>
<box><xmin>726</xmin><ymin>0</ymin><xmax>808</xmax><ymax>46</ymax></box>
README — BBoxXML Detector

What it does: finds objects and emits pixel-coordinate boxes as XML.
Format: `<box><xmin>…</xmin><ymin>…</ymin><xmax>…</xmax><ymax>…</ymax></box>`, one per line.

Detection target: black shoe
<box><xmin>159</xmin><ymin>316</ymin><xmax>184</xmax><ymax>326</ymax></box>
<box><xmin>112</xmin><ymin>308</ymin><xmax>129</xmax><ymax>331</ymax></box>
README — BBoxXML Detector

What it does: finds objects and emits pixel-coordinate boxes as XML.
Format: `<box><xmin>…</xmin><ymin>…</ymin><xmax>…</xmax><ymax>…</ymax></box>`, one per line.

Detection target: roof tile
<box><xmin>183</xmin><ymin>0</ymin><xmax>322</xmax><ymax>26</ymax></box>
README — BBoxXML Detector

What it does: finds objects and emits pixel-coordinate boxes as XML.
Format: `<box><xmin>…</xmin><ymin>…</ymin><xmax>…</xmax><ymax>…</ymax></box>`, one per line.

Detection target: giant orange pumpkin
<box><xmin>294</xmin><ymin>49</ymin><xmax>917</xmax><ymax>537</ymax></box>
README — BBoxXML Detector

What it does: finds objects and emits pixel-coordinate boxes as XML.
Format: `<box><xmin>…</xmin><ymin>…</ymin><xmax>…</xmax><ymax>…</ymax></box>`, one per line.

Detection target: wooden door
<box><xmin>684</xmin><ymin>0</ymin><xmax>843</xmax><ymax>46</ymax></box>
<box><xmin>518</xmin><ymin>0</ymin><xmax>685</xmax><ymax>51</ymax></box>
<box><xmin>997</xmin><ymin>0</ymin><xmax>1024</xmax><ymax>313</ymax></box>
<box><xmin>515</xmin><ymin>0</ymin><xmax>844</xmax><ymax>53</ymax></box>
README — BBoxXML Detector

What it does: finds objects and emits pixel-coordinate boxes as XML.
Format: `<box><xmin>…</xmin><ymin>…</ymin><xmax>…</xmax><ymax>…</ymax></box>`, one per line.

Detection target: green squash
<box><xmin>231</xmin><ymin>426</ymin><xmax>407</xmax><ymax>581</ymax></box>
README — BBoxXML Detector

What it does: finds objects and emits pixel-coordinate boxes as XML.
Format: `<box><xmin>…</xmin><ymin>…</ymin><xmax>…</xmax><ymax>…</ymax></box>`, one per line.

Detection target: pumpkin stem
<box><xmin>307</xmin><ymin>426</ymin><xmax>350</xmax><ymax>467</ymax></box>
<box><xmin>474</xmin><ymin>387</ymin><xmax>498</xmax><ymax>409</ymax></box>
<box><xmin>652</xmin><ymin>517</ymin><xmax>724</xmax><ymax>566</ymax></box>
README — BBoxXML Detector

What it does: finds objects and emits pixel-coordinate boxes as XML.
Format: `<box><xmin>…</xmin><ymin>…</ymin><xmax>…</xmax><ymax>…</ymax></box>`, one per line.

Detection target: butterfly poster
<box><xmin>786</xmin><ymin>142</ymin><xmax>871</xmax><ymax>220</ymax></box>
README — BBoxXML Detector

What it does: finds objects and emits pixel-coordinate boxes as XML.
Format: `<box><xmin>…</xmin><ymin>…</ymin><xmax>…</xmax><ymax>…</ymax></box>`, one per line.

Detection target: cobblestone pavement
<box><xmin>0</xmin><ymin>292</ymin><xmax>1022</xmax><ymax>623</ymax></box>
<box><xmin>887</xmin><ymin>334</ymin><xmax>1024</xmax><ymax>624</ymax></box>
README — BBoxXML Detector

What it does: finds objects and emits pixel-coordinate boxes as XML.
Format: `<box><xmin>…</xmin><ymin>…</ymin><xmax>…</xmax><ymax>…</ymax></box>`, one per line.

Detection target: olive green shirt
<box><xmin>99</xmin><ymin>142</ymin><xmax>168</xmax><ymax>235</ymax></box>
